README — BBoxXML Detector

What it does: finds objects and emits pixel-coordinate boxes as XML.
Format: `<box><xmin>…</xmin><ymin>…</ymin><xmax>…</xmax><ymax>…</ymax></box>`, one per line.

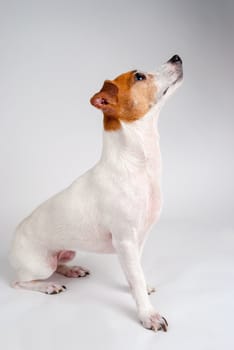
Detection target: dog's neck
<box><xmin>99</xmin><ymin>108</ymin><xmax>161</xmax><ymax>173</ymax></box>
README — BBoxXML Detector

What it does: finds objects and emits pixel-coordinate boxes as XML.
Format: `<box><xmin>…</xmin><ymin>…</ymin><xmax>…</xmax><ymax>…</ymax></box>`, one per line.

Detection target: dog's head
<box><xmin>90</xmin><ymin>55</ymin><xmax>183</xmax><ymax>131</ymax></box>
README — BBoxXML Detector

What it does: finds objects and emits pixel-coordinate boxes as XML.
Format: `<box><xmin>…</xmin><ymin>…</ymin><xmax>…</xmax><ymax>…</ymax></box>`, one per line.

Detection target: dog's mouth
<box><xmin>174</xmin><ymin>70</ymin><xmax>183</xmax><ymax>84</ymax></box>
<box><xmin>162</xmin><ymin>71</ymin><xmax>183</xmax><ymax>96</ymax></box>
<box><xmin>162</xmin><ymin>87</ymin><xmax>169</xmax><ymax>96</ymax></box>
<box><xmin>163</xmin><ymin>70</ymin><xmax>183</xmax><ymax>91</ymax></box>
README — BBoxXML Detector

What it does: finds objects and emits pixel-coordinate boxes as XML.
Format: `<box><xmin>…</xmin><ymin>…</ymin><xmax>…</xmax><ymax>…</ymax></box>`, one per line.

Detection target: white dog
<box><xmin>9</xmin><ymin>55</ymin><xmax>183</xmax><ymax>332</ymax></box>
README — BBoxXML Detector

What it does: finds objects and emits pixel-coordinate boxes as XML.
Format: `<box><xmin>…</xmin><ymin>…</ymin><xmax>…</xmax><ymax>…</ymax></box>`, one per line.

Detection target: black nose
<box><xmin>168</xmin><ymin>55</ymin><xmax>182</xmax><ymax>64</ymax></box>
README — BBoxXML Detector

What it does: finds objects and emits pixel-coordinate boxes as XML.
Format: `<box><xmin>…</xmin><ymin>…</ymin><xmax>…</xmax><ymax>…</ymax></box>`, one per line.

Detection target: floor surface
<box><xmin>0</xmin><ymin>220</ymin><xmax>233</xmax><ymax>350</ymax></box>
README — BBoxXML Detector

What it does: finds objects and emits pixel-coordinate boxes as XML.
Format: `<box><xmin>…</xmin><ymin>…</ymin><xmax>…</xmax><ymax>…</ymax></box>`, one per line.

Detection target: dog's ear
<box><xmin>90</xmin><ymin>81</ymin><xmax>118</xmax><ymax>111</ymax></box>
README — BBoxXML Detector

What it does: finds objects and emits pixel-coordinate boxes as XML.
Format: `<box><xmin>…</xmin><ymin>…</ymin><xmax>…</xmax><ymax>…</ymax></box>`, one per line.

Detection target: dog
<box><xmin>9</xmin><ymin>55</ymin><xmax>183</xmax><ymax>332</ymax></box>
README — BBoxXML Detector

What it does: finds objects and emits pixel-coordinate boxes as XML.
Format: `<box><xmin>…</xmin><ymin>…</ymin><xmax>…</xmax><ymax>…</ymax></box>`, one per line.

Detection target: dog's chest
<box><xmin>119</xmin><ymin>156</ymin><xmax>161</xmax><ymax>231</ymax></box>
<box><xmin>142</xmin><ymin>160</ymin><xmax>162</xmax><ymax>230</ymax></box>
<box><xmin>100</xmin><ymin>120</ymin><xmax>162</xmax><ymax>236</ymax></box>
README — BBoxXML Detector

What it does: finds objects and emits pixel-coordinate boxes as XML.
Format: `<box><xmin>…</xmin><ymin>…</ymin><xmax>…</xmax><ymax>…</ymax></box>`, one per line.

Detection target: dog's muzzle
<box><xmin>167</xmin><ymin>54</ymin><xmax>183</xmax><ymax>65</ymax></box>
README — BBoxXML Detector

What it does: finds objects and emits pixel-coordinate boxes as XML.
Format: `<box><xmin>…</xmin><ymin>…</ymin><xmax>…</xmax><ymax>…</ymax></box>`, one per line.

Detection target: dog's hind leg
<box><xmin>12</xmin><ymin>253</ymin><xmax>67</xmax><ymax>294</ymax></box>
<box><xmin>56</xmin><ymin>250</ymin><xmax>90</xmax><ymax>278</ymax></box>
<box><xmin>10</xmin><ymin>242</ymin><xmax>67</xmax><ymax>294</ymax></box>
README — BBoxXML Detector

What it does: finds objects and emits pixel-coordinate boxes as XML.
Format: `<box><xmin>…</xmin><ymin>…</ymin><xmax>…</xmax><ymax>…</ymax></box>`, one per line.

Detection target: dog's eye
<box><xmin>134</xmin><ymin>72</ymin><xmax>146</xmax><ymax>81</ymax></box>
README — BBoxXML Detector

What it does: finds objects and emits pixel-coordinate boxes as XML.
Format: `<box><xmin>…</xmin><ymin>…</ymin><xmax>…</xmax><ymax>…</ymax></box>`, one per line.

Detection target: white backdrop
<box><xmin>0</xmin><ymin>0</ymin><xmax>233</xmax><ymax>349</ymax></box>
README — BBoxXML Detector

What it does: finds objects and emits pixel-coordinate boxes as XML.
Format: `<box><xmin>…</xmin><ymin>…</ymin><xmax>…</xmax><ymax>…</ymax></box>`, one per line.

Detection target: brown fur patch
<box><xmin>103</xmin><ymin>115</ymin><xmax>121</xmax><ymax>131</ymax></box>
<box><xmin>90</xmin><ymin>70</ymin><xmax>157</xmax><ymax>131</ymax></box>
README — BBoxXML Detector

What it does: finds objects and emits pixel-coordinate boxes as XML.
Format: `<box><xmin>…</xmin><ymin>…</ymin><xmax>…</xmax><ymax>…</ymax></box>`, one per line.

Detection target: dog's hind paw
<box><xmin>13</xmin><ymin>281</ymin><xmax>67</xmax><ymax>295</ymax></box>
<box><xmin>56</xmin><ymin>265</ymin><xmax>90</xmax><ymax>278</ymax></box>
<box><xmin>45</xmin><ymin>283</ymin><xmax>67</xmax><ymax>295</ymax></box>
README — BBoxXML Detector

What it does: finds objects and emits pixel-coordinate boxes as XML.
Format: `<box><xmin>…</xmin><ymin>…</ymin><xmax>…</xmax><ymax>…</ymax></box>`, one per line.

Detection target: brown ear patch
<box><xmin>101</xmin><ymin>80</ymin><xmax>118</xmax><ymax>97</ymax></box>
<box><xmin>90</xmin><ymin>80</ymin><xmax>121</xmax><ymax>131</ymax></box>
<box><xmin>90</xmin><ymin>70</ymin><xmax>156</xmax><ymax>132</ymax></box>
<box><xmin>90</xmin><ymin>81</ymin><xmax>118</xmax><ymax>111</ymax></box>
<box><xmin>90</xmin><ymin>94</ymin><xmax>108</xmax><ymax>109</ymax></box>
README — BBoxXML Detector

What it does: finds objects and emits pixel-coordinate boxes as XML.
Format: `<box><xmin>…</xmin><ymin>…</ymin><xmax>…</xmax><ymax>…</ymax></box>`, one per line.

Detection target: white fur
<box><xmin>9</xmin><ymin>58</ymin><xmax>182</xmax><ymax>331</ymax></box>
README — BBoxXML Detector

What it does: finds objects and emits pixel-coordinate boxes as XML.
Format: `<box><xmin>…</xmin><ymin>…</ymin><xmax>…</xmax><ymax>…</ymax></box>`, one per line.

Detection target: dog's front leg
<box><xmin>113</xmin><ymin>238</ymin><xmax>168</xmax><ymax>332</ymax></box>
<box><xmin>139</xmin><ymin>240</ymin><xmax>156</xmax><ymax>295</ymax></box>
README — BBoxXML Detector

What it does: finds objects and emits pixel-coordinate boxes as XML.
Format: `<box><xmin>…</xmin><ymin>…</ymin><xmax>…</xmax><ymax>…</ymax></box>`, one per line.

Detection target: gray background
<box><xmin>0</xmin><ymin>0</ymin><xmax>234</xmax><ymax>349</ymax></box>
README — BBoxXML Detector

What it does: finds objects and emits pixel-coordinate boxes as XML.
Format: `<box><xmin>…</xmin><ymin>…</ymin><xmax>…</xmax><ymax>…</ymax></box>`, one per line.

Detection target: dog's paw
<box><xmin>13</xmin><ymin>281</ymin><xmax>67</xmax><ymax>295</ymax></box>
<box><xmin>147</xmin><ymin>285</ymin><xmax>156</xmax><ymax>295</ymax></box>
<box><xmin>45</xmin><ymin>283</ymin><xmax>67</xmax><ymax>295</ymax></box>
<box><xmin>139</xmin><ymin>312</ymin><xmax>168</xmax><ymax>332</ymax></box>
<box><xmin>56</xmin><ymin>265</ymin><xmax>90</xmax><ymax>278</ymax></box>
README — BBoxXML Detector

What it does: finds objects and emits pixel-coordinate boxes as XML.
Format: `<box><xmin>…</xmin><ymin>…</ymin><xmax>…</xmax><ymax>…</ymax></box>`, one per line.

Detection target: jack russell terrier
<box><xmin>9</xmin><ymin>55</ymin><xmax>183</xmax><ymax>332</ymax></box>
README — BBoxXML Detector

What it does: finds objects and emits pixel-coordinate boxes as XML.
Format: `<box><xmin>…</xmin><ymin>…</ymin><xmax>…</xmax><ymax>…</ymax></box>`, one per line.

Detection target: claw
<box><xmin>147</xmin><ymin>285</ymin><xmax>156</xmax><ymax>295</ymax></box>
<box><xmin>158</xmin><ymin>317</ymin><xmax>168</xmax><ymax>332</ymax></box>
<box><xmin>160</xmin><ymin>322</ymin><xmax>167</xmax><ymax>332</ymax></box>
<box><xmin>143</xmin><ymin>313</ymin><xmax>168</xmax><ymax>332</ymax></box>
<box><xmin>162</xmin><ymin>316</ymin><xmax>168</xmax><ymax>327</ymax></box>
<box><xmin>50</xmin><ymin>290</ymin><xmax>58</xmax><ymax>295</ymax></box>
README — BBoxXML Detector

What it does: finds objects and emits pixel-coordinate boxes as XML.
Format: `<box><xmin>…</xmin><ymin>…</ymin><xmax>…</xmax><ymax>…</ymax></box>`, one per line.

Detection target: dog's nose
<box><xmin>168</xmin><ymin>55</ymin><xmax>182</xmax><ymax>64</ymax></box>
